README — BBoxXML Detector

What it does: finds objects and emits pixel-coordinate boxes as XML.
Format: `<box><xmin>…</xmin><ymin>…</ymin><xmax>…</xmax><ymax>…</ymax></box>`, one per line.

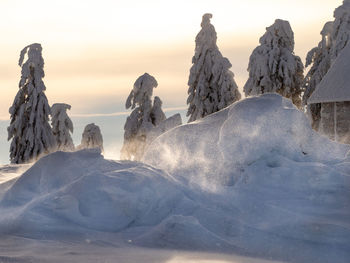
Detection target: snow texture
<box><xmin>7</xmin><ymin>43</ymin><xmax>56</xmax><ymax>164</ymax></box>
<box><xmin>51</xmin><ymin>103</ymin><xmax>74</xmax><ymax>151</ymax></box>
<box><xmin>146</xmin><ymin>113</ymin><xmax>182</xmax><ymax>145</ymax></box>
<box><xmin>78</xmin><ymin>123</ymin><xmax>103</xmax><ymax>152</ymax></box>
<box><xmin>187</xmin><ymin>13</ymin><xmax>241</xmax><ymax>122</ymax></box>
<box><xmin>0</xmin><ymin>94</ymin><xmax>349</xmax><ymax>263</ymax></box>
<box><xmin>243</xmin><ymin>19</ymin><xmax>304</xmax><ymax>108</ymax></box>
<box><xmin>121</xmin><ymin>73</ymin><xmax>167</xmax><ymax>161</ymax></box>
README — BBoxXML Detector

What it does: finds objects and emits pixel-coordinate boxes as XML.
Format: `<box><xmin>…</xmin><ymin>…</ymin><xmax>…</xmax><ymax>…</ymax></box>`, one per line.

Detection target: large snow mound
<box><xmin>0</xmin><ymin>94</ymin><xmax>350</xmax><ymax>263</ymax></box>
<box><xmin>144</xmin><ymin>94</ymin><xmax>349</xmax><ymax>185</ymax></box>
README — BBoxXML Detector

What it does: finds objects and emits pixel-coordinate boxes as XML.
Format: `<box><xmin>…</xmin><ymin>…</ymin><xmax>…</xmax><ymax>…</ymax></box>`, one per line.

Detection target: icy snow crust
<box><xmin>1</xmin><ymin>94</ymin><xmax>350</xmax><ymax>263</ymax></box>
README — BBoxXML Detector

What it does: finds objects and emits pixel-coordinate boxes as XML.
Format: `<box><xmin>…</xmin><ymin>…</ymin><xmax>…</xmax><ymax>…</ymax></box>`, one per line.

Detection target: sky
<box><xmin>0</xmin><ymin>0</ymin><xmax>343</xmax><ymax>162</ymax></box>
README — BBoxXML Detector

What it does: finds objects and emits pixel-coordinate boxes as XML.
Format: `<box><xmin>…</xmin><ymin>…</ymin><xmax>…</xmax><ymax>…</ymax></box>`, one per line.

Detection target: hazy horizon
<box><xmin>0</xmin><ymin>0</ymin><xmax>343</xmax><ymax>163</ymax></box>
<box><xmin>1</xmin><ymin>0</ymin><xmax>341</xmax><ymax>117</ymax></box>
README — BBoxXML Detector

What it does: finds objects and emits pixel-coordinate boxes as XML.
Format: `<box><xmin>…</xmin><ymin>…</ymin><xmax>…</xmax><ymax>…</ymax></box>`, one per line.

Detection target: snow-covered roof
<box><xmin>308</xmin><ymin>42</ymin><xmax>350</xmax><ymax>104</ymax></box>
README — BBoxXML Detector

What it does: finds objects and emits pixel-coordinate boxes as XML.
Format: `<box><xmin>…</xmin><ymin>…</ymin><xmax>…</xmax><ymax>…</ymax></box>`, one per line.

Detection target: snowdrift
<box><xmin>0</xmin><ymin>94</ymin><xmax>350</xmax><ymax>263</ymax></box>
<box><xmin>0</xmin><ymin>149</ymin><xmax>184</xmax><ymax>235</ymax></box>
<box><xmin>144</xmin><ymin>94</ymin><xmax>349</xmax><ymax>185</ymax></box>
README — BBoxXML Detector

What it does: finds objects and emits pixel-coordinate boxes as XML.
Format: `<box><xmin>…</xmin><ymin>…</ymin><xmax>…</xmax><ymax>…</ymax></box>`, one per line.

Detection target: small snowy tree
<box><xmin>7</xmin><ymin>43</ymin><xmax>56</xmax><ymax>164</ymax></box>
<box><xmin>302</xmin><ymin>22</ymin><xmax>333</xmax><ymax>130</ymax></box>
<box><xmin>243</xmin><ymin>19</ymin><xmax>304</xmax><ymax>108</ymax></box>
<box><xmin>78</xmin><ymin>123</ymin><xmax>103</xmax><ymax>152</ymax></box>
<box><xmin>150</xmin><ymin>96</ymin><xmax>166</xmax><ymax>126</ymax></box>
<box><xmin>51</xmin><ymin>103</ymin><xmax>74</xmax><ymax>151</ymax></box>
<box><xmin>187</xmin><ymin>13</ymin><xmax>241</xmax><ymax>122</ymax></box>
<box><xmin>121</xmin><ymin>73</ymin><xmax>166</xmax><ymax>161</ymax></box>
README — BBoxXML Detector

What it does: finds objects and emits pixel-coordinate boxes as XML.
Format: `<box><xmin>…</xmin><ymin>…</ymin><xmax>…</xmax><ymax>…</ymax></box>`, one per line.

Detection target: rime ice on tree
<box><xmin>121</xmin><ymin>73</ymin><xmax>167</xmax><ymax>161</ymax></box>
<box><xmin>303</xmin><ymin>22</ymin><xmax>333</xmax><ymax>130</ymax></box>
<box><xmin>79</xmin><ymin>123</ymin><xmax>103</xmax><ymax>152</ymax></box>
<box><xmin>7</xmin><ymin>43</ymin><xmax>56</xmax><ymax>164</ymax></box>
<box><xmin>331</xmin><ymin>0</ymin><xmax>350</xmax><ymax>61</ymax></box>
<box><xmin>305</xmin><ymin>0</ymin><xmax>350</xmax><ymax>131</ymax></box>
<box><xmin>186</xmin><ymin>13</ymin><xmax>241</xmax><ymax>123</ymax></box>
<box><xmin>243</xmin><ymin>19</ymin><xmax>304</xmax><ymax>108</ymax></box>
<box><xmin>51</xmin><ymin>103</ymin><xmax>74</xmax><ymax>151</ymax></box>
<box><xmin>306</xmin><ymin>1</ymin><xmax>350</xmax><ymax>144</ymax></box>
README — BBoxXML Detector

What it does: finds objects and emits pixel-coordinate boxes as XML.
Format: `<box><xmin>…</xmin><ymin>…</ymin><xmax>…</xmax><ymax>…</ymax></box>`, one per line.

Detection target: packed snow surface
<box><xmin>1</xmin><ymin>94</ymin><xmax>350</xmax><ymax>263</ymax></box>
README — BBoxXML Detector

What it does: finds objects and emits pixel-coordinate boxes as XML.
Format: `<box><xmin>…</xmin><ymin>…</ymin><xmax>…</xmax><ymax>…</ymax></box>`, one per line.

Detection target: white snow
<box><xmin>0</xmin><ymin>94</ymin><xmax>350</xmax><ymax>263</ymax></box>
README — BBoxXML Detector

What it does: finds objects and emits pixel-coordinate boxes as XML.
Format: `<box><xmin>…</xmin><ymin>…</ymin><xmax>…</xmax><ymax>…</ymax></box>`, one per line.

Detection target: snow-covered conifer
<box><xmin>7</xmin><ymin>43</ymin><xmax>56</xmax><ymax>164</ymax></box>
<box><xmin>121</xmin><ymin>73</ymin><xmax>166</xmax><ymax>161</ymax></box>
<box><xmin>302</xmin><ymin>22</ymin><xmax>333</xmax><ymax>129</ymax></box>
<box><xmin>187</xmin><ymin>13</ymin><xmax>241</xmax><ymax>122</ymax></box>
<box><xmin>331</xmin><ymin>0</ymin><xmax>350</xmax><ymax>61</ymax></box>
<box><xmin>303</xmin><ymin>1</ymin><xmax>350</xmax><ymax>130</ymax></box>
<box><xmin>150</xmin><ymin>96</ymin><xmax>166</xmax><ymax>126</ymax></box>
<box><xmin>243</xmin><ymin>19</ymin><xmax>304</xmax><ymax>108</ymax></box>
<box><xmin>51</xmin><ymin>103</ymin><xmax>74</xmax><ymax>151</ymax></box>
<box><xmin>79</xmin><ymin>123</ymin><xmax>103</xmax><ymax>152</ymax></box>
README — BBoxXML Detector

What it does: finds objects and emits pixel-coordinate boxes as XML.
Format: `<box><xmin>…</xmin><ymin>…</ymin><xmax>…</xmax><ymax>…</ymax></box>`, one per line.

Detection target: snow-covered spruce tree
<box><xmin>79</xmin><ymin>123</ymin><xmax>103</xmax><ymax>152</ymax></box>
<box><xmin>51</xmin><ymin>103</ymin><xmax>74</xmax><ymax>151</ymax></box>
<box><xmin>302</xmin><ymin>22</ymin><xmax>333</xmax><ymax>130</ymax></box>
<box><xmin>120</xmin><ymin>73</ymin><xmax>166</xmax><ymax>161</ymax></box>
<box><xmin>7</xmin><ymin>43</ymin><xmax>56</xmax><ymax>164</ymax></box>
<box><xmin>243</xmin><ymin>19</ymin><xmax>304</xmax><ymax>108</ymax></box>
<box><xmin>303</xmin><ymin>1</ymin><xmax>350</xmax><ymax>130</ymax></box>
<box><xmin>331</xmin><ymin>0</ymin><xmax>350</xmax><ymax>61</ymax></box>
<box><xmin>187</xmin><ymin>13</ymin><xmax>241</xmax><ymax>123</ymax></box>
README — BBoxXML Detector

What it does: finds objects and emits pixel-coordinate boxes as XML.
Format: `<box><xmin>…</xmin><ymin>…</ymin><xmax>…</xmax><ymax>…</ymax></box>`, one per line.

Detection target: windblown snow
<box><xmin>0</xmin><ymin>94</ymin><xmax>349</xmax><ymax>263</ymax></box>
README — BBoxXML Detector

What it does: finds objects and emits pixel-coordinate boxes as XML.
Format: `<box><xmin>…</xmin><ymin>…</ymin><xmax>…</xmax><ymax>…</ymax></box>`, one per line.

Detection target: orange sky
<box><xmin>0</xmin><ymin>0</ymin><xmax>342</xmax><ymax>119</ymax></box>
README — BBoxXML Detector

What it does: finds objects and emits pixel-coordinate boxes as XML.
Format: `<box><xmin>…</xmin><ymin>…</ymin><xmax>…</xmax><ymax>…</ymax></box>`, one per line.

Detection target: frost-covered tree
<box><xmin>7</xmin><ymin>43</ymin><xmax>56</xmax><ymax>164</ymax></box>
<box><xmin>331</xmin><ymin>0</ymin><xmax>350</xmax><ymax>61</ymax></box>
<box><xmin>150</xmin><ymin>96</ymin><xmax>166</xmax><ymax>126</ymax></box>
<box><xmin>51</xmin><ymin>103</ymin><xmax>74</xmax><ymax>151</ymax></box>
<box><xmin>78</xmin><ymin>123</ymin><xmax>103</xmax><ymax>152</ymax></box>
<box><xmin>303</xmin><ymin>0</ymin><xmax>350</xmax><ymax>130</ymax></box>
<box><xmin>302</xmin><ymin>22</ymin><xmax>333</xmax><ymax>129</ymax></box>
<box><xmin>121</xmin><ymin>73</ymin><xmax>166</xmax><ymax>161</ymax></box>
<box><xmin>243</xmin><ymin>19</ymin><xmax>304</xmax><ymax>108</ymax></box>
<box><xmin>187</xmin><ymin>13</ymin><xmax>241</xmax><ymax>122</ymax></box>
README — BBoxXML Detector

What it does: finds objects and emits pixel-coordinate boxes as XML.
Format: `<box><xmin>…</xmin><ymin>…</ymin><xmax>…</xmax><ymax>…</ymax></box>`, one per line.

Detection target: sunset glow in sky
<box><xmin>0</xmin><ymin>0</ymin><xmax>342</xmax><ymax>119</ymax></box>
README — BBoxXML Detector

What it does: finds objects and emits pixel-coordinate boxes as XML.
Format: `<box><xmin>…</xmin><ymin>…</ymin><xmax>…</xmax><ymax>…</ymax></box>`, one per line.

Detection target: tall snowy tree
<box><xmin>120</xmin><ymin>73</ymin><xmax>166</xmax><ymax>161</ymax></box>
<box><xmin>51</xmin><ymin>103</ymin><xmax>74</xmax><ymax>151</ymax></box>
<box><xmin>243</xmin><ymin>19</ymin><xmax>304</xmax><ymax>108</ymax></box>
<box><xmin>303</xmin><ymin>0</ymin><xmax>350</xmax><ymax>130</ymax></box>
<box><xmin>331</xmin><ymin>0</ymin><xmax>350</xmax><ymax>61</ymax></box>
<box><xmin>187</xmin><ymin>13</ymin><xmax>241</xmax><ymax>123</ymax></box>
<box><xmin>7</xmin><ymin>43</ymin><xmax>56</xmax><ymax>164</ymax></box>
<box><xmin>78</xmin><ymin>123</ymin><xmax>103</xmax><ymax>152</ymax></box>
<box><xmin>302</xmin><ymin>22</ymin><xmax>333</xmax><ymax>130</ymax></box>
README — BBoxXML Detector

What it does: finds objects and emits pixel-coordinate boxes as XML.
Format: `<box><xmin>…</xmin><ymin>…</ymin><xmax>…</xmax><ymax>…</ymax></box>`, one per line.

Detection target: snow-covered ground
<box><xmin>0</xmin><ymin>94</ymin><xmax>349</xmax><ymax>263</ymax></box>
